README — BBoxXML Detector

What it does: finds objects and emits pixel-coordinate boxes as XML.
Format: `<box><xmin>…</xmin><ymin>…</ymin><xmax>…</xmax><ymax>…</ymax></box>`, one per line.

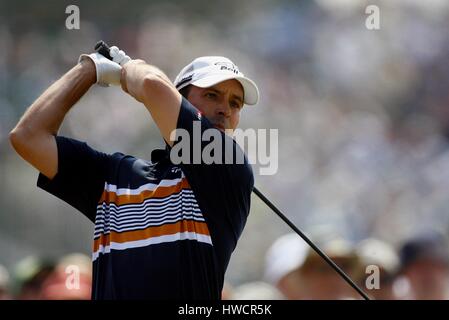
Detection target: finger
<box><xmin>114</xmin><ymin>50</ymin><xmax>128</xmax><ymax>65</ymax></box>
<box><xmin>118</xmin><ymin>50</ymin><xmax>127</xmax><ymax>63</ymax></box>
<box><xmin>109</xmin><ymin>46</ymin><xmax>120</xmax><ymax>58</ymax></box>
<box><xmin>121</xmin><ymin>55</ymin><xmax>131</xmax><ymax>65</ymax></box>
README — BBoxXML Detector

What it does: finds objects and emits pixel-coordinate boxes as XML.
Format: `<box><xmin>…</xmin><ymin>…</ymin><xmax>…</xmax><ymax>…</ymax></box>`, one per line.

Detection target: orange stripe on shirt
<box><xmin>93</xmin><ymin>220</ymin><xmax>210</xmax><ymax>252</ymax></box>
<box><xmin>98</xmin><ymin>178</ymin><xmax>191</xmax><ymax>206</ymax></box>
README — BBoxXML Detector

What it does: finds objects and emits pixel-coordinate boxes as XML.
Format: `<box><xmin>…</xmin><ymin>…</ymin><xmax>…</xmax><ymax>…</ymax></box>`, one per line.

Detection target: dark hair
<box><xmin>178</xmin><ymin>85</ymin><xmax>192</xmax><ymax>99</ymax></box>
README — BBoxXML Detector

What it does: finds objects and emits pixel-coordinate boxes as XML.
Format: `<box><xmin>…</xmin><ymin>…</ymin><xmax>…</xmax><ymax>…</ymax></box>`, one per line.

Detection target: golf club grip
<box><xmin>94</xmin><ymin>40</ymin><xmax>112</xmax><ymax>60</ymax></box>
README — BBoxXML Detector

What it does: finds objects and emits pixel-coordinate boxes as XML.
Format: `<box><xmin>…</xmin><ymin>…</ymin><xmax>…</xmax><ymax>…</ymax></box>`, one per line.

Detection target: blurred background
<box><xmin>2</xmin><ymin>0</ymin><xmax>449</xmax><ymax>299</ymax></box>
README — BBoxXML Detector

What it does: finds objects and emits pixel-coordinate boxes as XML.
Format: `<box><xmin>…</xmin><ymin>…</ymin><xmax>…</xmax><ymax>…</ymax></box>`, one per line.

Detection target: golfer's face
<box><xmin>187</xmin><ymin>79</ymin><xmax>244</xmax><ymax>132</ymax></box>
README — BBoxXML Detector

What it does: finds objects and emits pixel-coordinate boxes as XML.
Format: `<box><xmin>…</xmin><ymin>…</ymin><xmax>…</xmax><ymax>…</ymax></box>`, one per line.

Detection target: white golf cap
<box><xmin>174</xmin><ymin>56</ymin><xmax>260</xmax><ymax>105</ymax></box>
<box><xmin>264</xmin><ymin>233</ymin><xmax>309</xmax><ymax>285</ymax></box>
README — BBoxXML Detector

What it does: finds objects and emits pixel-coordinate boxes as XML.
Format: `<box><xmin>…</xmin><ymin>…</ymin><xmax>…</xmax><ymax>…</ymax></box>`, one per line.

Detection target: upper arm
<box><xmin>140</xmin><ymin>75</ymin><xmax>182</xmax><ymax>146</ymax></box>
<box><xmin>9</xmin><ymin>129</ymin><xmax>58</xmax><ymax>179</ymax></box>
<box><xmin>36</xmin><ymin>136</ymin><xmax>110</xmax><ymax>222</ymax></box>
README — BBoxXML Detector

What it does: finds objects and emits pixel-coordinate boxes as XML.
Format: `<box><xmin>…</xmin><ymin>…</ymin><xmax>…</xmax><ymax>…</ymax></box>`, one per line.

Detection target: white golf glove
<box><xmin>109</xmin><ymin>46</ymin><xmax>131</xmax><ymax>66</ymax></box>
<box><xmin>79</xmin><ymin>52</ymin><xmax>122</xmax><ymax>87</ymax></box>
<box><xmin>78</xmin><ymin>46</ymin><xmax>130</xmax><ymax>87</ymax></box>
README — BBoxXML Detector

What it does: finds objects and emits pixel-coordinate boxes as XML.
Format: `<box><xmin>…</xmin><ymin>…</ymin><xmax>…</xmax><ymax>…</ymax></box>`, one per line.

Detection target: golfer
<box><xmin>9</xmin><ymin>45</ymin><xmax>259</xmax><ymax>299</ymax></box>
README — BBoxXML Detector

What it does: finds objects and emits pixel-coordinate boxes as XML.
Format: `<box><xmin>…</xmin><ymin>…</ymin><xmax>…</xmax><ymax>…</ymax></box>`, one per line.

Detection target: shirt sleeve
<box><xmin>37</xmin><ymin>136</ymin><xmax>110</xmax><ymax>223</ymax></box>
<box><xmin>172</xmin><ymin>97</ymin><xmax>254</xmax><ymax>269</ymax></box>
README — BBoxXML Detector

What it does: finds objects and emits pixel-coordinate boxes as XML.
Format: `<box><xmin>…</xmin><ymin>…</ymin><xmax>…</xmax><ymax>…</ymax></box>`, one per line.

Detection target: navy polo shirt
<box><xmin>37</xmin><ymin>97</ymin><xmax>254</xmax><ymax>299</ymax></box>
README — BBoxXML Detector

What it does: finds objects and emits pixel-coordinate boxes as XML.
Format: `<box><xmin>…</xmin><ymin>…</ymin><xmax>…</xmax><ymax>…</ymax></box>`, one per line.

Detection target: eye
<box><xmin>205</xmin><ymin>92</ymin><xmax>217</xmax><ymax>99</ymax></box>
<box><xmin>231</xmin><ymin>101</ymin><xmax>242</xmax><ymax>109</ymax></box>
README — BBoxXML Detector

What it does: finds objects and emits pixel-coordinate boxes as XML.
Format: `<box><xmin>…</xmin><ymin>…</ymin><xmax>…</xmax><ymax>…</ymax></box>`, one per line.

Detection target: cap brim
<box><xmin>191</xmin><ymin>74</ymin><xmax>259</xmax><ymax>105</ymax></box>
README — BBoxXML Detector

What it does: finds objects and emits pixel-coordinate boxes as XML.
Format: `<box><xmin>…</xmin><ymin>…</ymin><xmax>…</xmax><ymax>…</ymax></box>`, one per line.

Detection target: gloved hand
<box><xmin>79</xmin><ymin>45</ymin><xmax>131</xmax><ymax>87</ymax></box>
<box><xmin>109</xmin><ymin>46</ymin><xmax>131</xmax><ymax>66</ymax></box>
<box><xmin>79</xmin><ymin>52</ymin><xmax>122</xmax><ymax>87</ymax></box>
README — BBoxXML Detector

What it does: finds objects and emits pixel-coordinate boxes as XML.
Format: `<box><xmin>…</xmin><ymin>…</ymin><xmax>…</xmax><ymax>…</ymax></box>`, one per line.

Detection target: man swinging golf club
<box><xmin>9</xmin><ymin>44</ymin><xmax>259</xmax><ymax>299</ymax></box>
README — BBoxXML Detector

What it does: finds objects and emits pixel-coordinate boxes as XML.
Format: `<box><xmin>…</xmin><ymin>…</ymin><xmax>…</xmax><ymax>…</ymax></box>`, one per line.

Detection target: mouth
<box><xmin>213</xmin><ymin>124</ymin><xmax>226</xmax><ymax>132</ymax></box>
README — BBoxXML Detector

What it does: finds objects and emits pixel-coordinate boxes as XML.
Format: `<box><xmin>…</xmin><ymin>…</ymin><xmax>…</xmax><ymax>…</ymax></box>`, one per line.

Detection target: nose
<box><xmin>215</xmin><ymin>99</ymin><xmax>231</xmax><ymax>118</ymax></box>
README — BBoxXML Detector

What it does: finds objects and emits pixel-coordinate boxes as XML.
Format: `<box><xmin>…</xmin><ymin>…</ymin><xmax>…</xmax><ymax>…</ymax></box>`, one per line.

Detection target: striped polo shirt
<box><xmin>37</xmin><ymin>97</ymin><xmax>254</xmax><ymax>299</ymax></box>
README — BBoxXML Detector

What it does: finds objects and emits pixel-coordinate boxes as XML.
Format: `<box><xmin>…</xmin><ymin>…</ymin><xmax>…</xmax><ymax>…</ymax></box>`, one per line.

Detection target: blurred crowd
<box><xmin>2</xmin><ymin>0</ymin><xmax>449</xmax><ymax>299</ymax></box>
<box><xmin>226</xmin><ymin>228</ymin><xmax>449</xmax><ymax>300</ymax></box>
<box><xmin>2</xmin><ymin>228</ymin><xmax>449</xmax><ymax>300</ymax></box>
<box><xmin>0</xmin><ymin>253</ymin><xmax>92</xmax><ymax>300</ymax></box>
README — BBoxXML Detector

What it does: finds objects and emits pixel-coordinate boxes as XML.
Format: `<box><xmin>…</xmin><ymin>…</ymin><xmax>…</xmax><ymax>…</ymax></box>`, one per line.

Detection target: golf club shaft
<box><xmin>253</xmin><ymin>187</ymin><xmax>370</xmax><ymax>300</ymax></box>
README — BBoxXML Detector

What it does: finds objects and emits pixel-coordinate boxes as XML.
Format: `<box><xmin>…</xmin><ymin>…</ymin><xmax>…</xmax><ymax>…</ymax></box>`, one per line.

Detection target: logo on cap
<box><xmin>214</xmin><ymin>62</ymin><xmax>240</xmax><ymax>75</ymax></box>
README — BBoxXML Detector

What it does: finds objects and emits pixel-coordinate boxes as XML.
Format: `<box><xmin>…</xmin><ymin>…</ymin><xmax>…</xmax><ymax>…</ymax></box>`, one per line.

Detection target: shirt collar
<box><xmin>151</xmin><ymin>148</ymin><xmax>169</xmax><ymax>162</ymax></box>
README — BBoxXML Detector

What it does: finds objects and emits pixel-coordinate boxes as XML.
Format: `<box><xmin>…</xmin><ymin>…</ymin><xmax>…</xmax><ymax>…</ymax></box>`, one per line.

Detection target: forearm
<box><xmin>121</xmin><ymin>60</ymin><xmax>182</xmax><ymax>145</ymax></box>
<box><xmin>11</xmin><ymin>59</ymin><xmax>96</xmax><ymax>138</ymax></box>
<box><xmin>121</xmin><ymin>60</ymin><xmax>173</xmax><ymax>103</ymax></box>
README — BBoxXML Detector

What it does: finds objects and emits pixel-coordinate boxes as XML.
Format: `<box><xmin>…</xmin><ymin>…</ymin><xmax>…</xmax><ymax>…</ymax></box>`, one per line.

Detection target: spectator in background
<box><xmin>264</xmin><ymin>233</ymin><xmax>309</xmax><ymax>299</ymax></box>
<box><xmin>356</xmin><ymin>238</ymin><xmax>399</xmax><ymax>300</ymax></box>
<box><xmin>264</xmin><ymin>231</ymin><xmax>361</xmax><ymax>300</ymax></box>
<box><xmin>395</xmin><ymin>231</ymin><xmax>449</xmax><ymax>300</ymax></box>
<box><xmin>13</xmin><ymin>256</ymin><xmax>55</xmax><ymax>300</ymax></box>
<box><xmin>39</xmin><ymin>253</ymin><xmax>92</xmax><ymax>300</ymax></box>
<box><xmin>299</xmin><ymin>235</ymin><xmax>361</xmax><ymax>299</ymax></box>
<box><xmin>0</xmin><ymin>264</ymin><xmax>12</xmax><ymax>300</ymax></box>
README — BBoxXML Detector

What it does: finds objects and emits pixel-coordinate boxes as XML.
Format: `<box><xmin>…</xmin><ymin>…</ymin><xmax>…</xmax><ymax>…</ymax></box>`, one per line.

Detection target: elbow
<box><xmin>9</xmin><ymin>126</ymin><xmax>32</xmax><ymax>154</ymax></box>
<box><xmin>9</xmin><ymin>128</ymin><xmax>23</xmax><ymax>151</ymax></box>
